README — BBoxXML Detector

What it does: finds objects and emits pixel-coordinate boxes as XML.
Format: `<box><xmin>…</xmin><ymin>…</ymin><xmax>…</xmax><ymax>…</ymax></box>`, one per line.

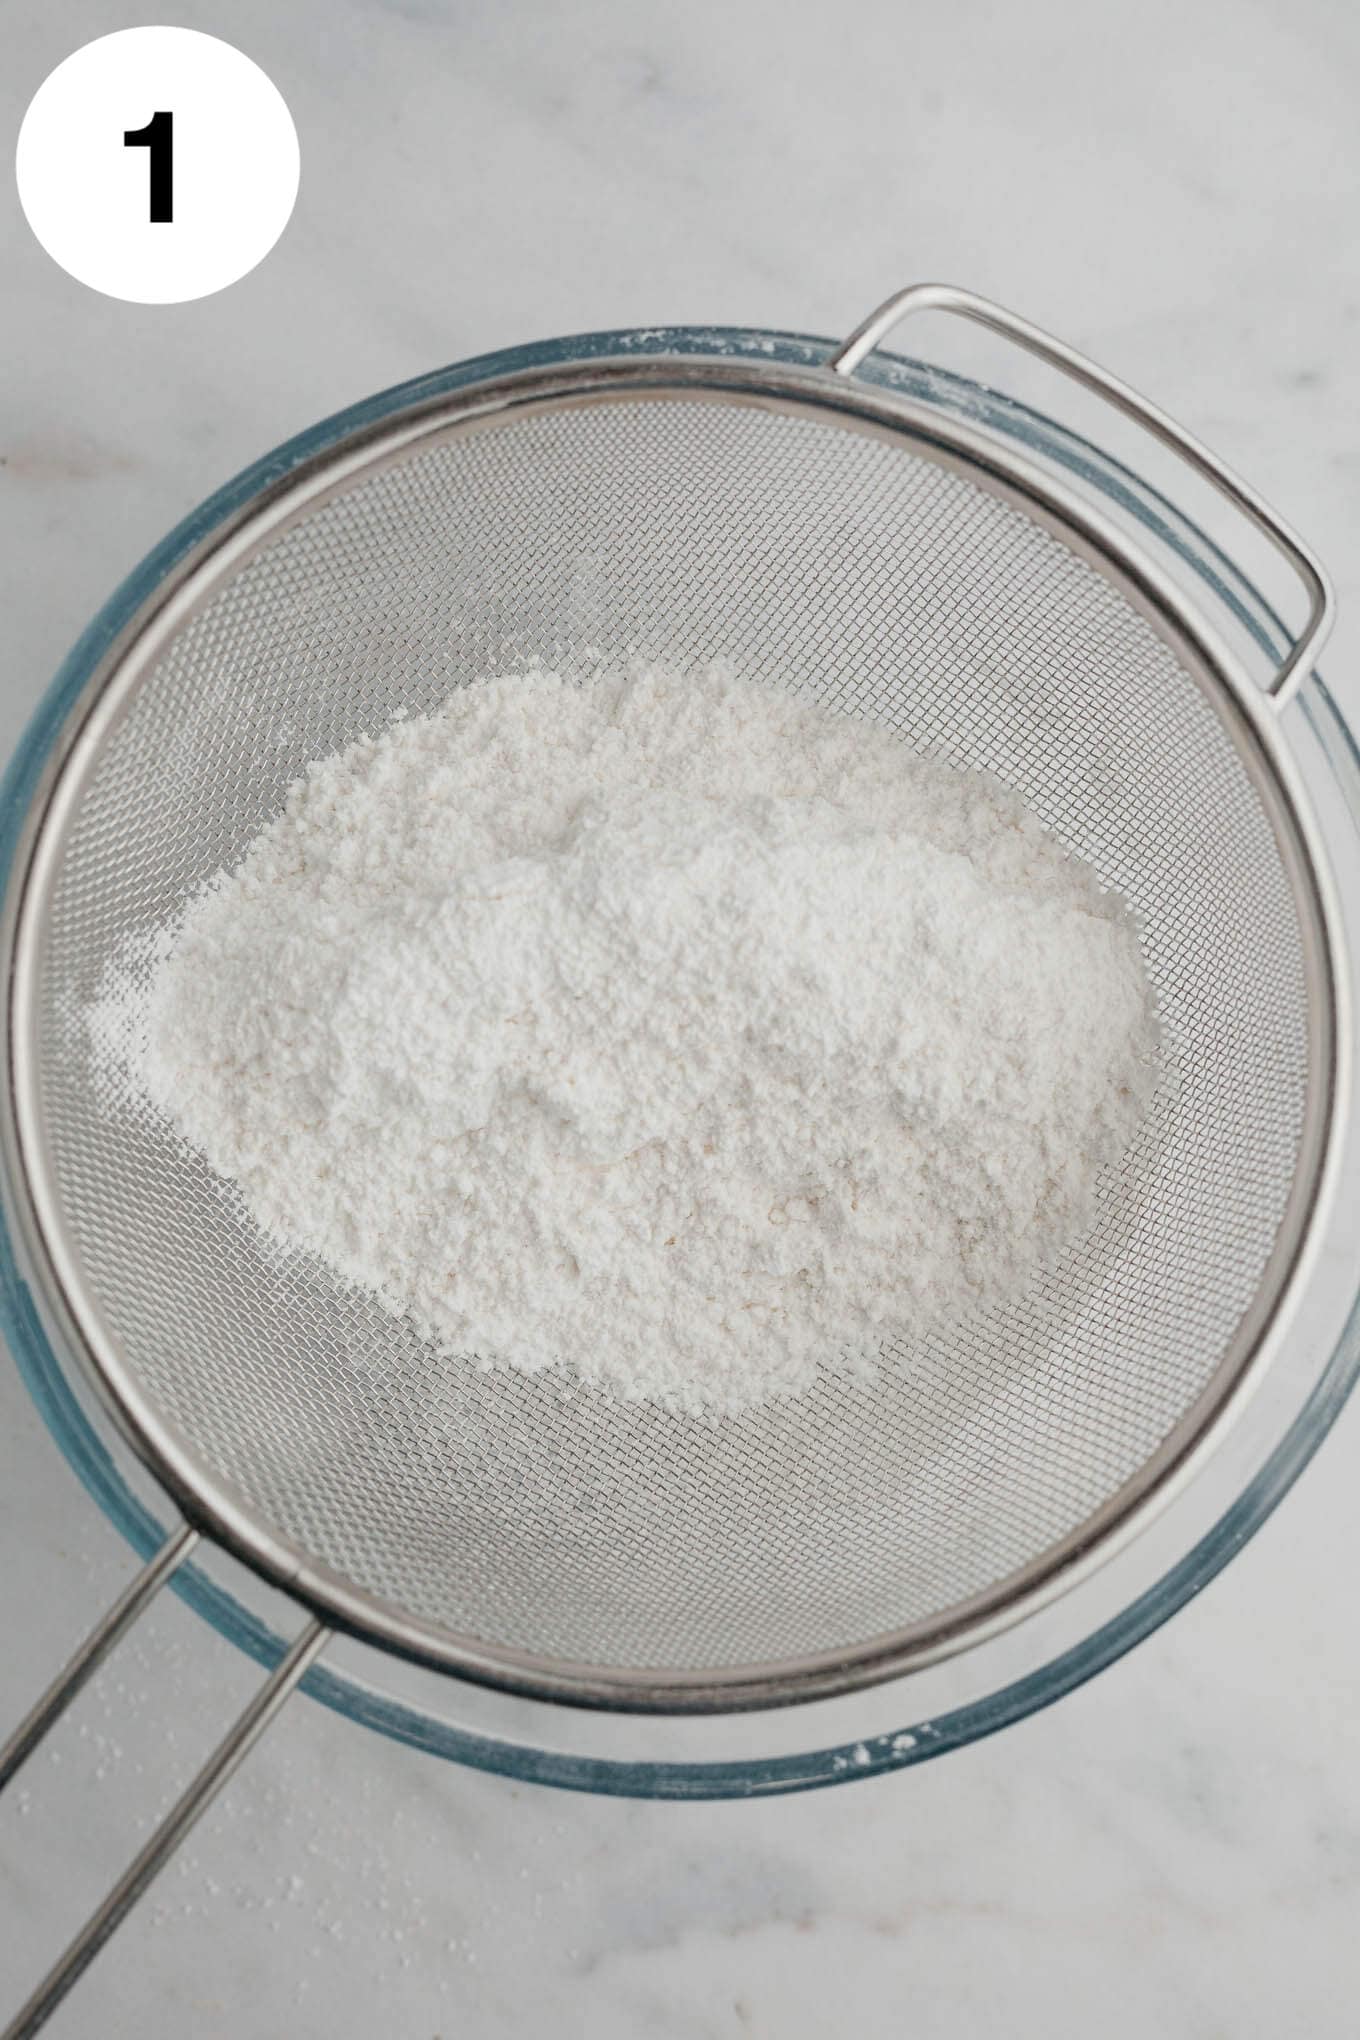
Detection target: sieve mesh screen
<box><xmin>27</xmin><ymin>389</ymin><xmax>1316</xmax><ymax>1686</ymax></box>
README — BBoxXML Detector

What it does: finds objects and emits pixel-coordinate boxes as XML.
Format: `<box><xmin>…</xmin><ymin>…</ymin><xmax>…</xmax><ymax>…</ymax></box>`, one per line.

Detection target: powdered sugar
<box><xmin>90</xmin><ymin>665</ymin><xmax>1159</xmax><ymax>1415</ymax></box>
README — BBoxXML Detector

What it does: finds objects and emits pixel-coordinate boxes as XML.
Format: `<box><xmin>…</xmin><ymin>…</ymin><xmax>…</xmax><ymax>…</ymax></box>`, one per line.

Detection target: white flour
<box><xmin>91</xmin><ymin>666</ymin><xmax>1160</xmax><ymax>1415</ymax></box>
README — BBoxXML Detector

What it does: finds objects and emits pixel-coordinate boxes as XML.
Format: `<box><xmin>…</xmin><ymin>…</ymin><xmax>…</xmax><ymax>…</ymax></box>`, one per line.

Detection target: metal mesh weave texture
<box><xmin>32</xmin><ymin>390</ymin><xmax>1313</xmax><ymax>1683</ymax></box>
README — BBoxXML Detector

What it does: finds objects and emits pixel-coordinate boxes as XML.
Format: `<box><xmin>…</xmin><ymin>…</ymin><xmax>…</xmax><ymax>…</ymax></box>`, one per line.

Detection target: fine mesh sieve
<box><xmin>0</xmin><ymin>286</ymin><xmax>1347</xmax><ymax>2035</ymax></box>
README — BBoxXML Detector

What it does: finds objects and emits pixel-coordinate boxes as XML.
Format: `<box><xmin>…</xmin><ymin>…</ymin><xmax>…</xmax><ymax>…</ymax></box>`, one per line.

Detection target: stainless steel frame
<box><xmin>0</xmin><ymin>285</ymin><xmax>1347</xmax><ymax>2037</ymax></box>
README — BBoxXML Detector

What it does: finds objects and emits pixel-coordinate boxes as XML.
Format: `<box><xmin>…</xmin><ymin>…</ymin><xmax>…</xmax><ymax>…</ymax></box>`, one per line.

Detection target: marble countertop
<box><xmin>3</xmin><ymin>1</ymin><xmax>1360</xmax><ymax>2033</ymax></box>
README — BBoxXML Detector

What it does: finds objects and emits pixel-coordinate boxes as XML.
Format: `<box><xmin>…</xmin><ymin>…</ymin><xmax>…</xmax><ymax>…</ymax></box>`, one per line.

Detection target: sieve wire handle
<box><xmin>828</xmin><ymin>282</ymin><xmax>1335</xmax><ymax>708</ymax></box>
<box><xmin>0</xmin><ymin>1525</ymin><xmax>330</xmax><ymax>2040</ymax></box>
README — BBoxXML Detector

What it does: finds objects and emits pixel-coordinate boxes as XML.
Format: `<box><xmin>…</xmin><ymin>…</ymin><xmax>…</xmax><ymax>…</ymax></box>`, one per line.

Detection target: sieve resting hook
<box><xmin>829</xmin><ymin>281</ymin><xmax>1334</xmax><ymax>708</ymax></box>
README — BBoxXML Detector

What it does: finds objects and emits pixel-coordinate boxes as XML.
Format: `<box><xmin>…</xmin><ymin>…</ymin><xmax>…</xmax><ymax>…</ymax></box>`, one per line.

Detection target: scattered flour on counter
<box><xmin>89</xmin><ymin>664</ymin><xmax>1160</xmax><ymax>1415</ymax></box>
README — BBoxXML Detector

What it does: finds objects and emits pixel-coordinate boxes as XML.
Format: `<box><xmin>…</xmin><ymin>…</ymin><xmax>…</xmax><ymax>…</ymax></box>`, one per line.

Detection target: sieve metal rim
<box><xmin>0</xmin><ymin>328</ymin><xmax>1350</xmax><ymax>1716</ymax></box>
<box><xmin>3</xmin><ymin>369</ymin><xmax>1358</xmax><ymax>1801</ymax></box>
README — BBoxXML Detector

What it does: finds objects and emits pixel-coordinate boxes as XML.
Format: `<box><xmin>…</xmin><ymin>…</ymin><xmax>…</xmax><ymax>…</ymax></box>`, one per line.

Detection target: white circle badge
<box><xmin>15</xmin><ymin>27</ymin><xmax>299</xmax><ymax>303</ymax></box>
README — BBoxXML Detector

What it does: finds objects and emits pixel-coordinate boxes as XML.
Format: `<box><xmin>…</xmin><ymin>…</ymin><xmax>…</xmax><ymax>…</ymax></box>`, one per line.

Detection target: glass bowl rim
<box><xmin>2</xmin><ymin>320</ymin><xmax>1357</xmax><ymax>1798</ymax></box>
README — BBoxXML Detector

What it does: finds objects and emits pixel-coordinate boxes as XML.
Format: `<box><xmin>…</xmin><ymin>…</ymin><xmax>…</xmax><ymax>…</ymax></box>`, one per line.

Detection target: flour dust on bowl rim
<box><xmin>1</xmin><ymin>283</ymin><xmax>1357</xmax><ymax>2035</ymax></box>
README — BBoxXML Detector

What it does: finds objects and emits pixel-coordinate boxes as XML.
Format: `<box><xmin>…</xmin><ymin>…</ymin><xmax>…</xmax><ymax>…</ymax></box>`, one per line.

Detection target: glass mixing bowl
<box><xmin>3</xmin><ymin>325</ymin><xmax>1357</xmax><ymax>1798</ymax></box>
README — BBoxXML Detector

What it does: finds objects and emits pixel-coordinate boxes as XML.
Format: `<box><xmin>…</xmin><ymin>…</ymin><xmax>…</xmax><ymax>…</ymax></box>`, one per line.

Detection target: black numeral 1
<box><xmin>124</xmin><ymin>110</ymin><xmax>173</xmax><ymax>223</ymax></box>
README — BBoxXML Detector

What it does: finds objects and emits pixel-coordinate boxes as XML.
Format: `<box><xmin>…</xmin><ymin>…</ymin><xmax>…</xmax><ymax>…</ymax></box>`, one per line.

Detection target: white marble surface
<box><xmin>4</xmin><ymin>1</ymin><xmax>1360</xmax><ymax>2033</ymax></box>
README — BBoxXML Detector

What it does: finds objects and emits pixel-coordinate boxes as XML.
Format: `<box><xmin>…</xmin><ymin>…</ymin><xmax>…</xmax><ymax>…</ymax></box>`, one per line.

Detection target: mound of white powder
<box><xmin>90</xmin><ymin>665</ymin><xmax>1160</xmax><ymax>1415</ymax></box>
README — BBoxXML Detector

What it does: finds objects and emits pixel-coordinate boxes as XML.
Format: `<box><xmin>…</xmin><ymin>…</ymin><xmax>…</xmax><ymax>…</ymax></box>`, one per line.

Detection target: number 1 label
<box><xmin>17</xmin><ymin>27</ymin><xmax>298</xmax><ymax>303</ymax></box>
<box><xmin>124</xmin><ymin>110</ymin><xmax>173</xmax><ymax>223</ymax></box>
